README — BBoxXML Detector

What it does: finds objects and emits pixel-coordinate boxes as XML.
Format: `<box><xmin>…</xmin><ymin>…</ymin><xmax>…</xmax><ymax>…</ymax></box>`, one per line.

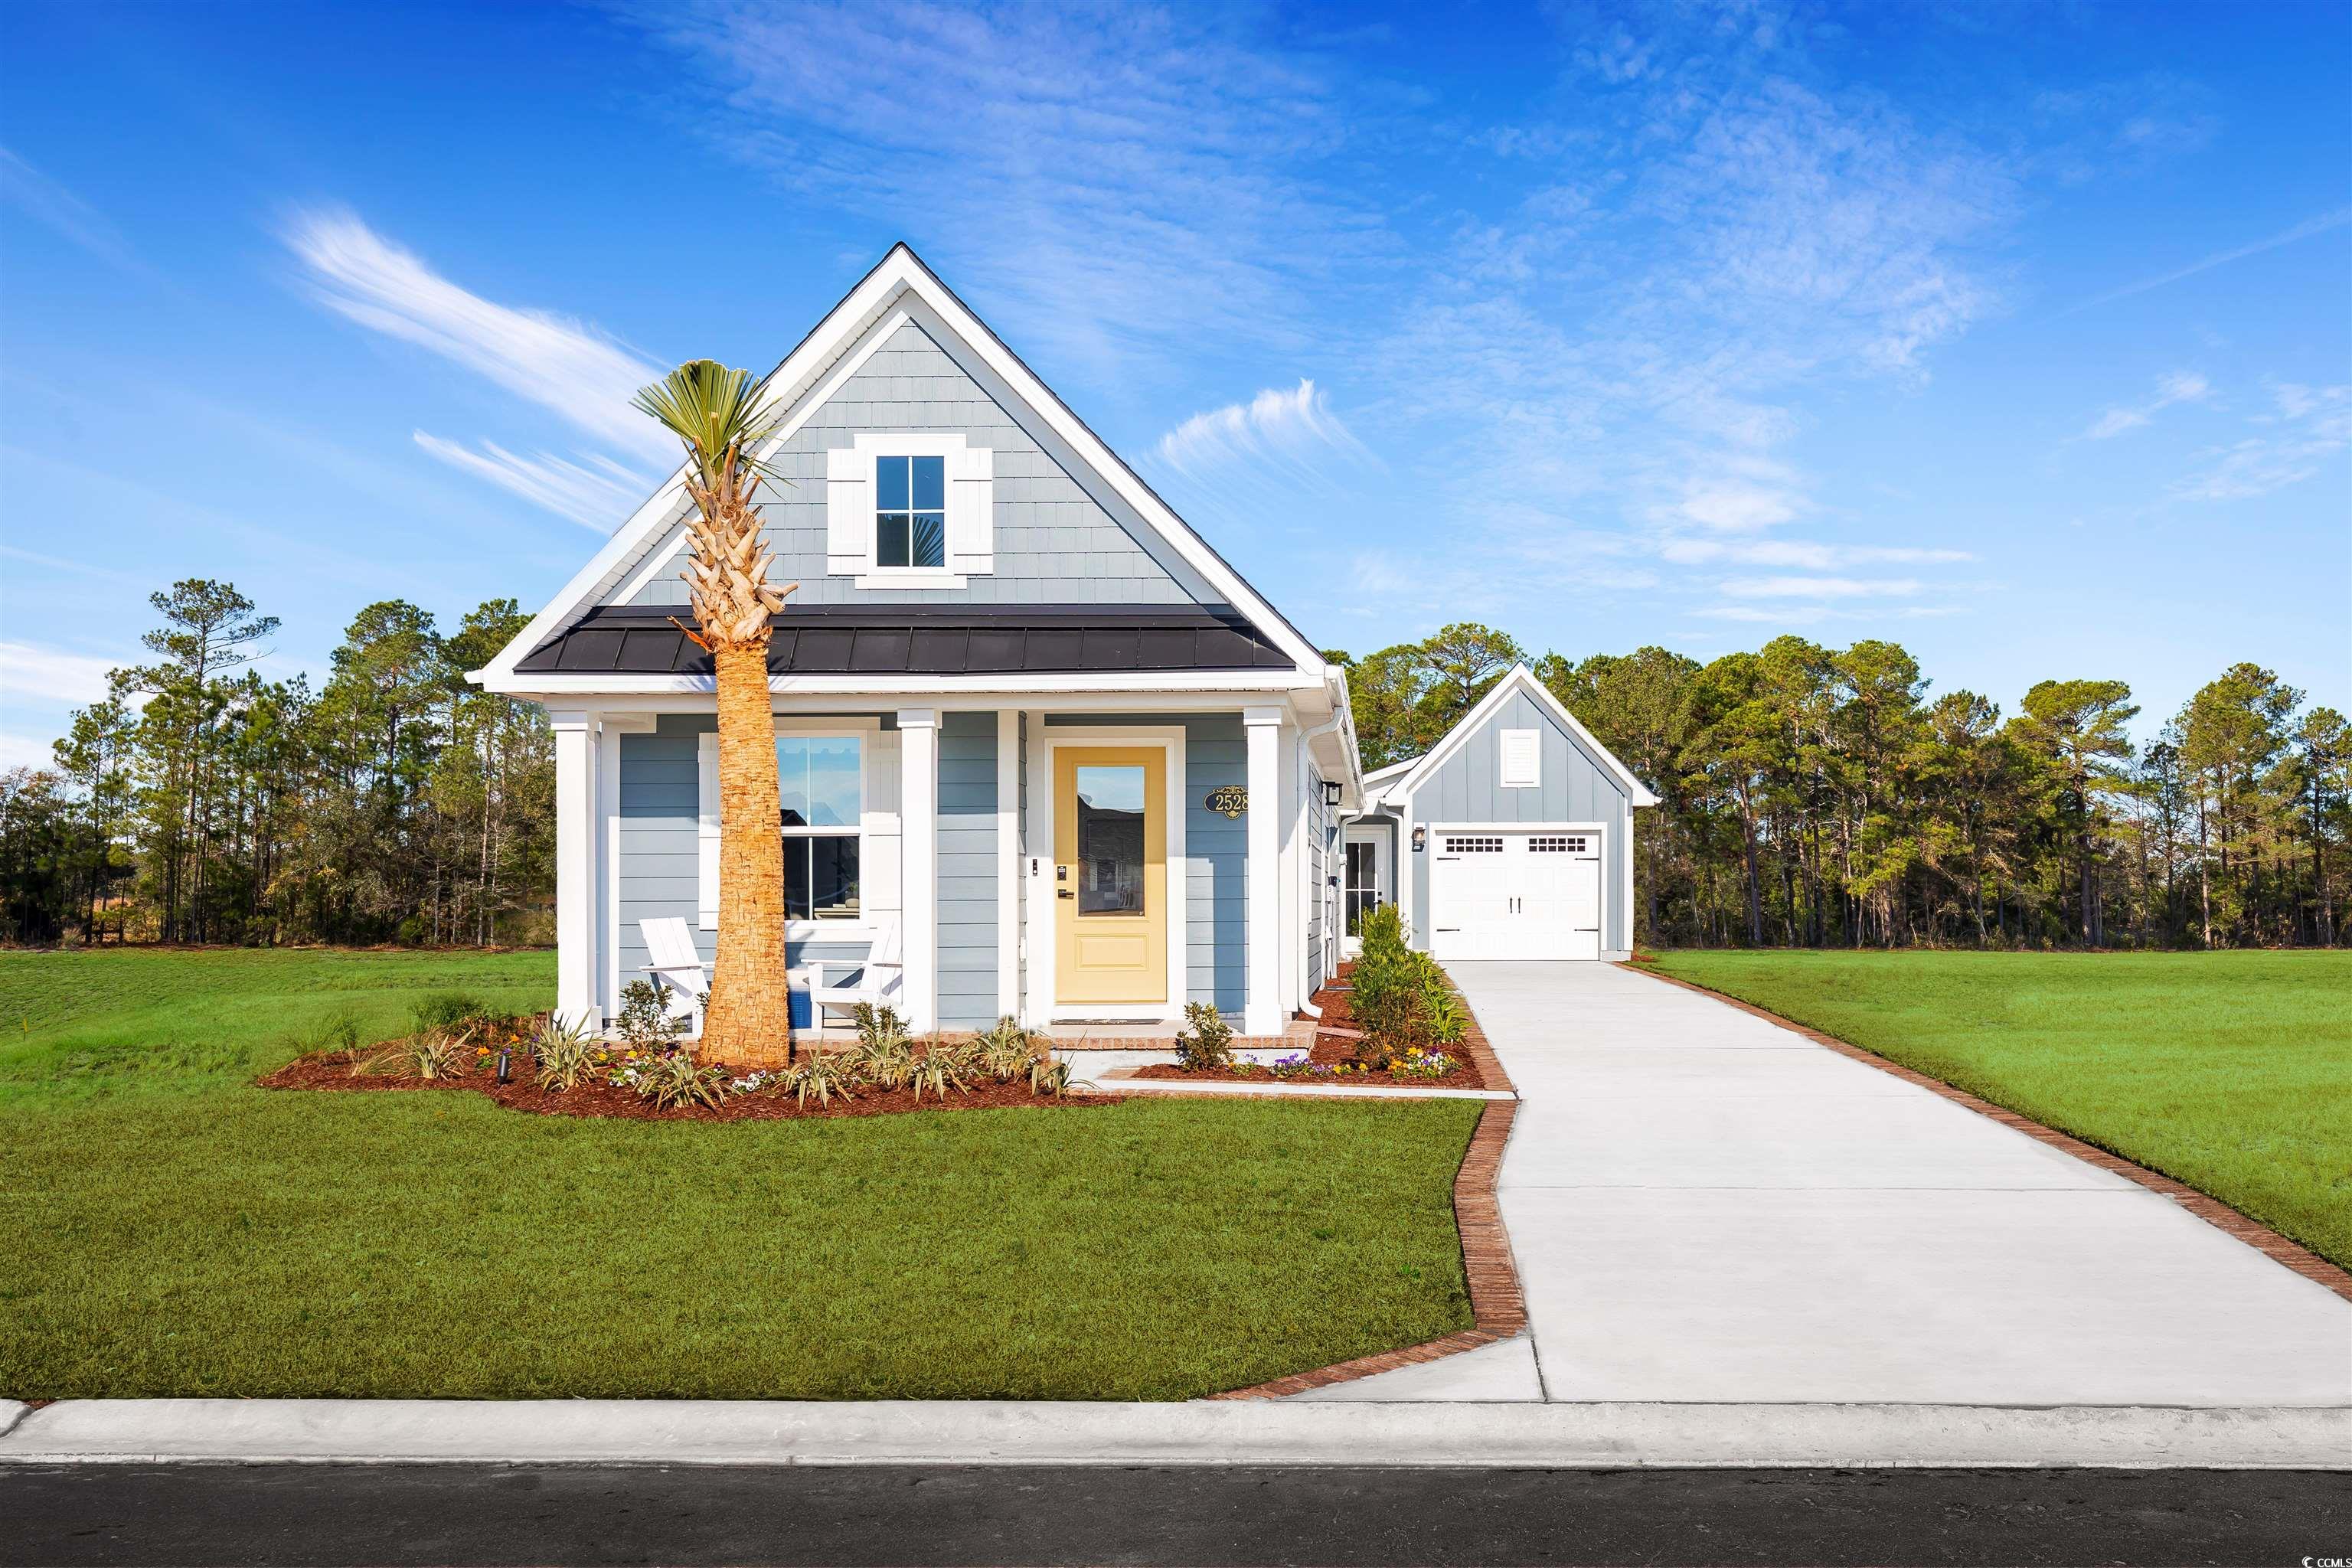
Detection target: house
<box><xmin>1343</xmin><ymin>664</ymin><xmax>1658</xmax><ymax>962</ymax></box>
<box><xmin>473</xmin><ymin>245</ymin><xmax>1361</xmax><ymax>1040</ymax></box>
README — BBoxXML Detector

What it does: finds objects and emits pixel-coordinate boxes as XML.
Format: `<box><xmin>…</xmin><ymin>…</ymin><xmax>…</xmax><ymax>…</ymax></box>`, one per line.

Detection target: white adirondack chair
<box><xmin>638</xmin><ymin>916</ymin><xmax>710</xmax><ymax>1036</ymax></box>
<box><xmin>797</xmin><ymin>915</ymin><xmax>903</xmax><ymax>1035</ymax></box>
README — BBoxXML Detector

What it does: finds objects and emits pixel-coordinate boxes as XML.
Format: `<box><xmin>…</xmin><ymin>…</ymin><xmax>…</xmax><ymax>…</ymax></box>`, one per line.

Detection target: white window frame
<box><xmin>828</xmin><ymin>432</ymin><xmax>991</xmax><ymax>590</ymax></box>
<box><xmin>700</xmin><ymin>717</ymin><xmax>890</xmax><ymax>941</ymax></box>
<box><xmin>1499</xmin><ymin>727</ymin><xmax>1541</xmax><ymax>789</ymax></box>
<box><xmin>776</xmin><ymin>730</ymin><xmax>868</xmax><ymax>928</ymax></box>
<box><xmin>870</xmin><ymin>452</ymin><xmax>951</xmax><ymax>576</ymax></box>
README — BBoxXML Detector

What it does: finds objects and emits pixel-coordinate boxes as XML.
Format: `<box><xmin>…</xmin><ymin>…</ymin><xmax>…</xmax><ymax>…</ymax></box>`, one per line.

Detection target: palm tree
<box><xmin>633</xmin><ymin>360</ymin><xmax>795</xmax><ymax>1066</ymax></box>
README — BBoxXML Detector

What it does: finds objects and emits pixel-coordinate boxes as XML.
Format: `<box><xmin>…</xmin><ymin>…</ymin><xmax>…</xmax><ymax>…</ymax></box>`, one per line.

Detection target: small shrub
<box><xmin>974</xmin><ymin>1015</ymin><xmax>1044</xmax><ymax>1082</ymax></box>
<box><xmin>1421</xmin><ymin>986</ymin><xmax>1467</xmax><ymax>1047</ymax></box>
<box><xmin>785</xmin><ymin>1050</ymin><xmax>860</xmax><ymax>1108</ymax></box>
<box><xmin>851</xmin><ymin>1003</ymin><xmax>908</xmax><ymax>1050</ymax></box>
<box><xmin>616</xmin><ymin>979</ymin><xmax>689</xmax><ymax>1049</ymax></box>
<box><xmin>314</xmin><ymin>1011</ymin><xmax>363</xmax><ymax>1057</ymax></box>
<box><xmin>531</xmin><ymin>1014</ymin><xmax>599</xmax><ymax>1092</ymax></box>
<box><xmin>909</xmin><ymin>1038</ymin><xmax>972</xmax><ymax>1100</ymax></box>
<box><xmin>624</xmin><ymin>1047</ymin><xmax>730</xmax><ymax>1110</ymax></box>
<box><xmin>844</xmin><ymin>1011</ymin><xmax>915</xmax><ymax>1089</ymax></box>
<box><xmin>364</xmin><ymin>1027</ymin><xmax>467</xmax><ymax>1080</ymax></box>
<box><xmin>1029</xmin><ymin>1054</ymin><xmax>1089</xmax><ymax>1097</ymax></box>
<box><xmin>411</xmin><ymin>991</ymin><xmax>486</xmax><ymax>1035</ymax></box>
<box><xmin>1173</xmin><ymin>1001</ymin><xmax>1234</xmax><ymax>1070</ymax></box>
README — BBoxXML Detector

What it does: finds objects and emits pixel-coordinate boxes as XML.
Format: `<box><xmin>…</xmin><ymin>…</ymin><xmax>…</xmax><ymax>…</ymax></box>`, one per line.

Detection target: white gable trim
<box><xmin>1387</xmin><ymin>664</ymin><xmax>1661</xmax><ymax>808</ymax></box>
<box><xmin>473</xmin><ymin>245</ymin><xmax>1323</xmax><ymax>692</ymax></box>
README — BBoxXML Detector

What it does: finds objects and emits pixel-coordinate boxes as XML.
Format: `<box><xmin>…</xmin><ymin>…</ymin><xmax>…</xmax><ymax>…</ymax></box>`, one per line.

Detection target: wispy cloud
<box><xmin>1374</xmin><ymin>50</ymin><xmax>2014</xmax><ymax>614</ymax></box>
<box><xmin>2174</xmin><ymin>383</ymin><xmax>2351</xmax><ymax>501</ymax></box>
<box><xmin>283</xmin><ymin>207</ymin><xmax>671</xmax><ymax>461</ymax></box>
<box><xmin>2065</xmin><ymin>206</ymin><xmax>2352</xmax><ymax>315</ymax></box>
<box><xmin>625</xmin><ymin>1</ymin><xmax>1385</xmax><ymax>377</ymax></box>
<box><xmin>1148</xmin><ymin>378</ymin><xmax>1374</xmax><ymax>479</ymax></box>
<box><xmin>411</xmin><ymin>433</ymin><xmax>648</xmax><ymax>531</ymax></box>
<box><xmin>1719</xmin><ymin>576</ymin><xmax>1923</xmax><ymax>600</ymax></box>
<box><xmin>1660</xmin><ymin>540</ymin><xmax>1971</xmax><ymax>568</ymax></box>
<box><xmin>2079</xmin><ymin>370</ymin><xmax>2210</xmax><ymax>440</ymax></box>
<box><xmin>0</xmin><ymin>639</ymin><xmax>138</xmax><ymax>708</ymax></box>
<box><xmin>0</xmin><ymin>147</ymin><xmax>148</xmax><ymax>276</ymax></box>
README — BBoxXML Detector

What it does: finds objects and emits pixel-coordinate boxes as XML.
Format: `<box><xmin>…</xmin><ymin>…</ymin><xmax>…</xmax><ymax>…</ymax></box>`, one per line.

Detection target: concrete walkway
<box><xmin>1305</xmin><ymin>961</ymin><xmax>2352</xmax><ymax>1406</ymax></box>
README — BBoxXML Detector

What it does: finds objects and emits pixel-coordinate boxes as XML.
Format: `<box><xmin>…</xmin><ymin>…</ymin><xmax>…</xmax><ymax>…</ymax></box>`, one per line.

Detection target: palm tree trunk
<box><xmin>697</xmin><ymin>641</ymin><xmax>793</xmax><ymax>1068</ymax></box>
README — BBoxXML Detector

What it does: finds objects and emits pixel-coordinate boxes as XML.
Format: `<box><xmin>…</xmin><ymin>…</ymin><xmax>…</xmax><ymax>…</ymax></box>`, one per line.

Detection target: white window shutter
<box><xmin>825</xmin><ymin>448</ymin><xmax>870</xmax><ymax>575</ymax></box>
<box><xmin>697</xmin><ymin>732</ymin><xmax>720</xmax><ymax>929</ymax></box>
<box><xmin>1500</xmin><ymin>728</ymin><xmax>1540</xmax><ymax>789</ymax></box>
<box><xmin>947</xmin><ymin>445</ymin><xmax>993</xmax><ymax>573</ymax></box>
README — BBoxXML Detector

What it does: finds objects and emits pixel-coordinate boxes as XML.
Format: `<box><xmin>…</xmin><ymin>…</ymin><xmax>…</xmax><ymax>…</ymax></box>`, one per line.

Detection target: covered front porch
<box><xmin>549</xmin><ymin>691</ymin><xmax>1351</xmax><ymax>1045</ymax></box>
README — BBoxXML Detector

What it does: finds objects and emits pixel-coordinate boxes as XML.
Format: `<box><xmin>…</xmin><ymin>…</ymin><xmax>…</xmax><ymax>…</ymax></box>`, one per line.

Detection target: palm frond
<box><xmin>632</xmin><ymin>359</ymin><xmax>791</xmax><ymax>487</ymax></box>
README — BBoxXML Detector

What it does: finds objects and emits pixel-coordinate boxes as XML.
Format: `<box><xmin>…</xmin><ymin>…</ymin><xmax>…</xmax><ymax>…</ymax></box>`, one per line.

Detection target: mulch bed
<box><xmin>257</xmin><ymin>1051</ymin><xmax>1118</xmax><ymax>1122</ymax></box>
<box><xmin>1129</xmin><ymin>965</ymin><xmax>1488</xmax><ymax>1091</ymax></box>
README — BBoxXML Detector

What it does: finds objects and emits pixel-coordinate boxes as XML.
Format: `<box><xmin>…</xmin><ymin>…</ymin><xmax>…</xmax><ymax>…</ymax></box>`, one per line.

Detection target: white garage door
<box><xmin>1429</xmin><ymin>829</ymin><xmax>1602</xmax><ymax>961</ymax></box>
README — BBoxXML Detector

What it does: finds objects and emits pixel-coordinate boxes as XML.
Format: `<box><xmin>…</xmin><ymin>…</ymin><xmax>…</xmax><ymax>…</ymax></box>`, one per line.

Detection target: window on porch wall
<box><xmin>779</xmin><ymin>735</ymin><xmax>861</xmax><ymax>920</ymax></box>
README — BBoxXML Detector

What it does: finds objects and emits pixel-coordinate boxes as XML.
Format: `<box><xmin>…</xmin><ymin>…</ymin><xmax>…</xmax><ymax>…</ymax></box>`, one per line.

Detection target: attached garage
<box><xmin>1353</xmin><ymin>664</ymin><xmax>1658</xmax><ymax>962</ymax></box>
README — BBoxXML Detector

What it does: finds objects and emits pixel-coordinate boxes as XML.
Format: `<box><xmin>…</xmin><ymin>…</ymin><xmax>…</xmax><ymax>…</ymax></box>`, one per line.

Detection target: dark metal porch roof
<box><xmin>513</xmin><ymin>604</ymin><xmax>1296</xmax><ymax>678</ymax></box>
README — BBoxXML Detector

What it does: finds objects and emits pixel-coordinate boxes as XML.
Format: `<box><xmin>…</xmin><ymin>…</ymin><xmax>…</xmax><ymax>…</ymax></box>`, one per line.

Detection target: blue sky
<box><xmin>3</xmin><ymin>0</ymin><xmax>2346</xmax><ymax>768</ymax></box>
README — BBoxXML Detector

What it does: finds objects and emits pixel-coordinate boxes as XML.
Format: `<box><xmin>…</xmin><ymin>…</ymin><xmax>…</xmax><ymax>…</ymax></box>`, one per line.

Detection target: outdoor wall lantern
<box><xmin>1412</xmin><ymin>825</ymin><xmax>1427</xmax><ymax>852</ymax></box>
<box><xmin>1321</xmin><ymin>779</ymin><xmax>1344</xmax><ymax>808</ymax></box>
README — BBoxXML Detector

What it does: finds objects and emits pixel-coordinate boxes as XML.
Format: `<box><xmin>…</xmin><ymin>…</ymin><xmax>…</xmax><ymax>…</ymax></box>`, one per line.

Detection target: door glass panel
<box><xmin>1345</xmin><ymin>840</ymin><xmax>1379</xmax><ymax>933</ymax></box>
<box><xmin>1074</xmin><ymin>764</ymin><xmax>1145</xmax><ymax>916</ymax></box>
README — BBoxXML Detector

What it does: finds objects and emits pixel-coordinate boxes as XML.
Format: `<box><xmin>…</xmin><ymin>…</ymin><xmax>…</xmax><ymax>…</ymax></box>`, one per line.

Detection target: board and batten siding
<box><xmin>1045</xmin><ymin>712</ymin><xmax>1247</xmax><ymax>1014</ymax></box>
<box><xmin>611</xmin><ymin>319</ymin><xmax>1217</xmax><ymax>609</ymax></box>
<box><xmin>936</xmin><ymin>710</ymin><xmax>1000</xmax><ymax>1027</ymax></box>
<box><xmin>1401</xmin><ymin>688</ymin><xmax>1635</xmax><ymax>956</ymax></box>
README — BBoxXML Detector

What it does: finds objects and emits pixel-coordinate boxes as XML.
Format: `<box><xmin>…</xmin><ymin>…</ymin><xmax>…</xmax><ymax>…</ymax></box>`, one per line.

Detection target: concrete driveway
<box><xmin>1306</xmin><ymin>961</ymin><xmax>2352</xmax><ymax>1405</ymax></box>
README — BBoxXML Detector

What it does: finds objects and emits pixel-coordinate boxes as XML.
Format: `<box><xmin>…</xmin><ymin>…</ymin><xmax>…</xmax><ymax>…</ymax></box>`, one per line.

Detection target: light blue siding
<box><xmin>610</xmin><ymin>319</ymin><xmax>1217</xmax><ymax>609</ymax></box>
<box><xmin>1305</xmin><ymin>759</ymin><xmax>1328</xmax><ymax>982</ymax></box>
<box><xmin>937</xmin><ymin>710</ymin><xmax>999</xmax><ymax>1027</ymax></box>
<box><xmin>1399</xmin><ymin>689</ymin><xmax>1635</xmax><ymax>955</ymax></box>
<box><xmin>1047</xmin><ymin>712</ymin><xmax>1246</xmax><ymax>1013</ymax></box>
<box><xmin>616</xmin><ymin>714</ymin><xmax>878</xmax><ymax>1001</ymax></box>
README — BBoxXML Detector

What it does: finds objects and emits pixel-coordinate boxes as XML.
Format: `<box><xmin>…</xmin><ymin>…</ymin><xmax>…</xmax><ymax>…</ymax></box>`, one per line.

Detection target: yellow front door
<box><xmin>1054</xmin><ymin>746</ymin><xmax>1168</xmax><ymax>1006</ymax></box>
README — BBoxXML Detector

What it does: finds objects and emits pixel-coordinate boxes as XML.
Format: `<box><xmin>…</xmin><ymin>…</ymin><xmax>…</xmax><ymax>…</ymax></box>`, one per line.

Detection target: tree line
<box><xmin>5</xmin><ymin>588</ymin><xmax>2339</xmax><ymax>952</ymax></box>
<box><xmin>1334</xmin><ymin>624</ymin><xmax>2344</xmax><ymax>951</ymax></box>
<box><xmin>1</xmin><ymin>580</ymin><xmax>554</xmax><ymax>946</ymax></box>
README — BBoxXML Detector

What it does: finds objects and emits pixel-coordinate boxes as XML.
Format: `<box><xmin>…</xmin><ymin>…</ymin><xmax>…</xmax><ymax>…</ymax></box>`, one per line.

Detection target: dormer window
<box><xmin>875</xmin><ymin>455</ymin><xmax>946</xmax><ymax>570</ymax></box>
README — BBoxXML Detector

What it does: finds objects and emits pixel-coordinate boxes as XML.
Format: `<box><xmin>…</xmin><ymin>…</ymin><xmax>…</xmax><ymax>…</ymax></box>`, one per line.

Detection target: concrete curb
<box><xmin>3</xmin><ymin>1399</ymin><xmax>2345</xmax><ymax>1469</ymax></box>
<box><xmin>0</xmin><ymin>1400</ymin><xmax>26</xmax><ymax>1441</ymax></box>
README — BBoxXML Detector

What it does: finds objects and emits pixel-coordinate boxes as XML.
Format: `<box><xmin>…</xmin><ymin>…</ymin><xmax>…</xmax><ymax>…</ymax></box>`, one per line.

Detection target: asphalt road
<box><xmin>6</xmin><ymin>1463</ymin><xmax>2347</xmax><ymax>1566</ymax></box>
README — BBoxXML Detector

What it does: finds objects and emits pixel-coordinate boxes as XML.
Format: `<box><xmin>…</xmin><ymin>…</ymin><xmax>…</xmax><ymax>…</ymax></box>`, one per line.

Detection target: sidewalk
<box><xmin>5</xmin><ymin>1397</ymin><xmax>2347</xmax><ymax>1469</ymax></box>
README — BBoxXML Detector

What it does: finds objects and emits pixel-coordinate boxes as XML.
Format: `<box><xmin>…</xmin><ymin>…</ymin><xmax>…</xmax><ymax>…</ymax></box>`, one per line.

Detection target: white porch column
<box><xmin>550</xmin><ymin>708</ymin><xmax>601</xmax><ymax>1031</ymax></box>
<box><xmin>898</xmin><ymin>707</ymin><xmax>940</xmax><ymax>1032</ymax></box>
<box><xmin>995</xmin><ymin>710</ymin><xmax>1021</xmax><ymax>1024</ymax></box>
<box><xmin>1243</xmin><ymin>704</ymin><xmax>1284</xmax><ymax>1037</ymax></box>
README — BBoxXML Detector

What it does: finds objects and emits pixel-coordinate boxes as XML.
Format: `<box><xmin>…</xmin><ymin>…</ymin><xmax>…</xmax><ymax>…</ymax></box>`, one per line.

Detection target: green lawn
<box><xmin>1644</xmin><ymin>949</ymin><xmax>2352</xmax><ymax>1269</ymax></box>
<box><xmin>0</xmin><ymin>949</ymin><xmax>1480</xmax><ymax>1400</ymax></box>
